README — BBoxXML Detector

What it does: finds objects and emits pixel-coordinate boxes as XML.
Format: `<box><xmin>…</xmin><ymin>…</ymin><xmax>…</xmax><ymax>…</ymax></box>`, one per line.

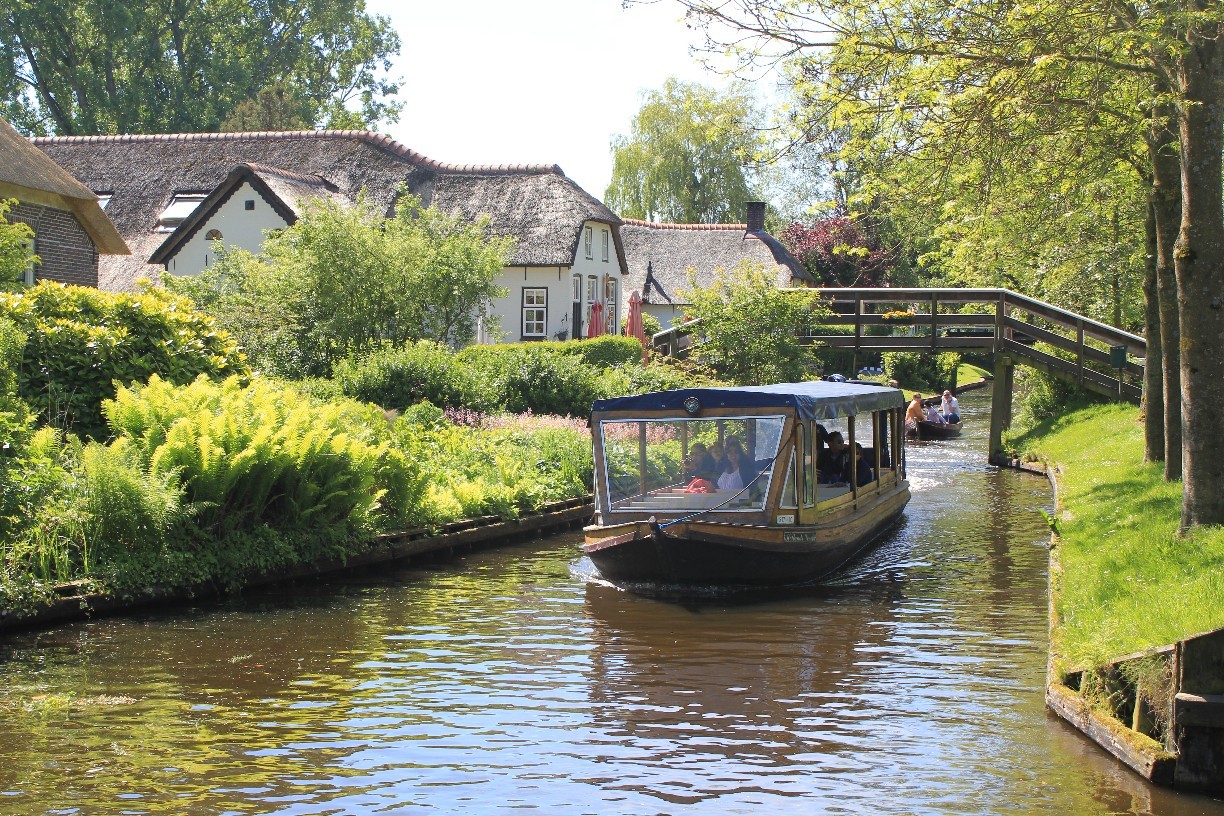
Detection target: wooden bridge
<box><xmin>651</xmin><ymin>287</ymin><xmax>1146</xmax><ymax>456</ymax></box>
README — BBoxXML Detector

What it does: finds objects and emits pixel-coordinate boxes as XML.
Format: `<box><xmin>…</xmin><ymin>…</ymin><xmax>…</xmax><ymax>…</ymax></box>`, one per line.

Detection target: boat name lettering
<box><xmin>783</xmin><ymin>532</ymin><xmax>819</xmax><ymax>542</ymax></box>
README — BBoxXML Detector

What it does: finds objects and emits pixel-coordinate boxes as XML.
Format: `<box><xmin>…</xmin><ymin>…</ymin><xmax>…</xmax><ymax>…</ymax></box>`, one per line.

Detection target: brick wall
<box><xmin>8</xmin><ymin>202</ymin><xmax>99</xmax><ymax>288</ymax></box>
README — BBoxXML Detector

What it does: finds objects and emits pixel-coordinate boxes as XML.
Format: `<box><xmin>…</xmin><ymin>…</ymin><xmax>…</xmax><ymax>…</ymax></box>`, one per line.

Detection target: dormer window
<box><xmin>156</xmin><ymin>193</ymin><xmax>208</xmax><ymax>232</ymax></box>
<box><xmin>96</xmin><ymin>193</ymin><xmax>112</xmax><ymax>210</ymax></box>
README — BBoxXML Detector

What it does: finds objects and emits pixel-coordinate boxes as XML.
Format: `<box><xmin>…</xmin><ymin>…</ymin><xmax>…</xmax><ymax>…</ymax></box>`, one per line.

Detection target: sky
<box><xmin>365</xmin><ymin>0</ymin><xmax>737</xmax><ymax>201</ymax></box>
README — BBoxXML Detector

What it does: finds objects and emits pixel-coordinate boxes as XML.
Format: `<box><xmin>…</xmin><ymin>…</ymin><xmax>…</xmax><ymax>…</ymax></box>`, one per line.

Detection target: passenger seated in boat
<box><xmin>941</xmin><ymin>390</ymin><xmax>961</xmax><ymax>423</ymax></box>
<box><xmin>854</xmin><ymin>443</ymin><xmax>874</xmax><ymax>486</ymax></box>
<box><xmin>716</xmin><ymin>437</ymin><xmax>758</xmax><ymax>492</ymax></box>
<box><xmin>905</xmin><ymin>394</ymin><xmax>926</xmax><ymax>432</ymax></box>
<box><xmin>818</xmin><ymin>431</ymin><xmax>851</xmax><ymax>484</ymax></box>
<box><xmin>925</xmin><ymin>404</ymin><xmax>947</xmax><ymax>425</ymax></box>
<box><xmin>683</xmin><ymin>442</ymin><xmax>719</xmax><ymax>482</ymax></box>
<box><xmin>707</xmin><ymin>441</ymin><xmax>725</xmax><ymax>476</ymax></box>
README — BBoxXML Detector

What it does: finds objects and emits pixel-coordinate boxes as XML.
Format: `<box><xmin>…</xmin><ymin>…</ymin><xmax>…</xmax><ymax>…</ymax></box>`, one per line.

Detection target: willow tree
<box><xmin>674</xmin><ymin>0</ymin><xmax>1224</xmax><ymax>529</ymax></box>
<box><xmin>605</xmin><ymin>77</ymin><xmax>760</xmax><ymax>223</ymax></box>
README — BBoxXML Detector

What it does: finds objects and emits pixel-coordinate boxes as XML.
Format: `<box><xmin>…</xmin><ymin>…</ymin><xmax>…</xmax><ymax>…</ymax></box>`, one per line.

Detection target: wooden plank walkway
<box><xmin>652</xmin><ymin>287</ymin><xmax>1145</xmax><ymax>404</ymax></box>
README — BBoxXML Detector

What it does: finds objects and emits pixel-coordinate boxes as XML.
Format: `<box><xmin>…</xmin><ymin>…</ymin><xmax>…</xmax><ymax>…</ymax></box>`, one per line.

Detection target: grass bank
<box><xmin>1006</xmin><ymin>404</ymin><xmax>1224</xmax><ymax>669</ymax></box>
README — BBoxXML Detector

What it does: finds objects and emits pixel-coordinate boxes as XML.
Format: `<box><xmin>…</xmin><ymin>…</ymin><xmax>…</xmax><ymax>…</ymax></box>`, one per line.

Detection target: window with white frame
<box><xmin>522</xmin><ymin>288</ymin><xmax>547</xmax><ymax>338</ymax></box>
<box><xmin>604</xmin><ymin>277</ymin><xmax>618</xmax><ymax>333</ymax></box>
<box><xmin>602</xmin><ymin>229</ymin><xmax>610</xmax><ymax>262</ymax></box>
<box><xmin>584</xmin><ymin>226</ymin><xmax>593</xmax><ymax>258</ymax></box>
<box><xmin>156</xmin><ymin>192</ymin><xmax>208</xmax><ymax>232</ymax></box>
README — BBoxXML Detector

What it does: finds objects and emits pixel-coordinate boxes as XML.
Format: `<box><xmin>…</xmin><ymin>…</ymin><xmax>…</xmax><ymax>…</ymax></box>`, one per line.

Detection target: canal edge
<box><xmin>0</xmin><ymin>496</ymin><xmax>594</xmax><ymax>637</ymax></box>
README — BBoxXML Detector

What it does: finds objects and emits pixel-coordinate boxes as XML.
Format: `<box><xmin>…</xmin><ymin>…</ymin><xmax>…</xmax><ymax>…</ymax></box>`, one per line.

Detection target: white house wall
<box><xmin>478</xmin><ymin>220</ymin><xmax>622</xmax><ymax>344</ymax></box>
<box><xmin>164</xmin><ymin>182</ymin><xmax>289</xmax><ymax>276</ymax></box>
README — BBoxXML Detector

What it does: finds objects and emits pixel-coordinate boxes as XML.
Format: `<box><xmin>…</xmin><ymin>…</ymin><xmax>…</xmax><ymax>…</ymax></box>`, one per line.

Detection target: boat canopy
<box><xmin>592</xmin><ymin>381</ymin><xmax>905</xmax><ymax>421</ymax></box>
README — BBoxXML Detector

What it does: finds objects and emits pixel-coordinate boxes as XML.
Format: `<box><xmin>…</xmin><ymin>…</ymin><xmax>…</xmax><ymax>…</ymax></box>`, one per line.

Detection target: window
<box><xmin>584</xmin><ymin>226</ymin><xmax>593</xmax><ymax>258</ymax></box>
<box><xmin>604</xmin><ymin>278</ymin><xmax>618</xmax><ymax>333</ymax></box>
<box><xmin>803</xmin><ymin>421</ymin><xmax>816</xmax><ymax>506</ymax></box>
<box><xmin>156</xmin><ymin>193</ymin><xmax>208</xmax><ymax>232</ymax></box>
<box><xmin>205</xmin><ymin>229</ymin><xmax>223</xmax><ymax>241</ymax></box>
<box><xmin>602</xmin><ymin>229</ymin><xmax>610</xmax><ymax>262</ymax></box>
<box><xmin>96</xmin><ymin>193</ymin><xmax>112</xmax><ymax>210</ymax></box>
<box><xmin>19</xmin><ymin>237</ymin><xmax>35</xmax><ymax>286</ymax></box>
<box><xmin>245</xmin><ymin>200</ymin><xmax>255</xmax><ymax>211</ymax></box>
<box><xmin>586</xmin><ymin>275</ymin><xmax>598</xmax><ymax>305</ymax></box>
<box><xmin>522</xmin><ymin>288</ymin><xmax>547</xmax><ymax>338</ymax></box>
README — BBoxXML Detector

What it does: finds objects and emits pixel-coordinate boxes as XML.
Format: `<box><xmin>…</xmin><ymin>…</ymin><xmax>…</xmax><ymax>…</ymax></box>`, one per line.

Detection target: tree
<box><xmin>166</xmin><ymin>192</ymin><xmax>513</xmax><ymax>378</ymax></box>
<box><xmin>0</xmin><ymin>0</ymin><xmax>401</xmax><ymax>136</ymax></box>
<box><xmin>605</xmin><ymin>78</ymin><xmax>760</xmax><ymax>223</ymax></box>
<box><xmin>219</xmin><ymin>83</ymin><xmax>314</xmax><ymax>133</ymax></box>
<box><xmin>779</xmin><ymin>213</ymin><xmax>899</xmax><ymax>287</ymax></box>
<box><xmin>681</xmin><ymin>261</ymin><xmax>826</xmax><ymax>385</ymax></box>
<box><xmin>0</xmin><ymin>199</ymin><xmax>35</xmax><ymax>285</ymax></box>
<box><xmin>674</xmin><ymin>0</ymin><xmax>1224</xmax><ymax>529</ymax></box>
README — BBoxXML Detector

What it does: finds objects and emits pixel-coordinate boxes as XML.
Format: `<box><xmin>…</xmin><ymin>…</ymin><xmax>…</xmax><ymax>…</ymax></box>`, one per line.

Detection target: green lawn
<box><xmin>1007</xmin><ymin>405</ymin><xmax>1224</xmax><ymax>669</ymax></box>
<box><xmin>957</xmin><ymin>362</ymin><xmax>991</xmax><ymax>384</ymax></box>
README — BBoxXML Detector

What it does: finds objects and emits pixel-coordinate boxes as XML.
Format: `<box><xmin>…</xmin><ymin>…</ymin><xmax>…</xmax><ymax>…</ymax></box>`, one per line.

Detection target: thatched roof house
<box><xmin>619</xmin><ymin>202</ymin><xmax>813</xmax><ymax>326</ymax></box>
<box><xmin>35</xmin><ymin>130</ymin><xmax>624</xmax><ymax>296</ymax></box>
<box><xmin>0</xmin><ymin>117</ymin><xmax>127</xmax><ymax>287</ymax></box>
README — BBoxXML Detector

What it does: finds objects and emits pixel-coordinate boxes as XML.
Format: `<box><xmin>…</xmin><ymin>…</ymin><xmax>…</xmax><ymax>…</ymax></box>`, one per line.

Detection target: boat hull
<box><xmin>908</xmin><ymin>419</ymin><xmax>963</xmax><ymax>440</ymax></box>
<box><xmin>584</xmin><ymin>485</ymin><xmax>909</xmax><ymax>587</ymax></box>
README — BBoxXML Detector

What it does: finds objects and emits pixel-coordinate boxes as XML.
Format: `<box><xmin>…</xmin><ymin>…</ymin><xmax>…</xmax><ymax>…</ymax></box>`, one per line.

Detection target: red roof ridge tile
<box><xmin>621</xmin><ymin>218</ymin><xmax>749</xmax><ymax>231</ymax></box>
<box><xmin>31</xmin><ymin>130</ymin><xmax>564</xmax><ymax>176</ymax></box>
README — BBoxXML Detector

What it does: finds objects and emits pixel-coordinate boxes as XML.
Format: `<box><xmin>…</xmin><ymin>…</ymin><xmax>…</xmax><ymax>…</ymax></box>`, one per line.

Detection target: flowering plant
<box><xmin>881</xmin><ymin>310</ymin><xmax>916</xmax><ymax>322</ymax></box>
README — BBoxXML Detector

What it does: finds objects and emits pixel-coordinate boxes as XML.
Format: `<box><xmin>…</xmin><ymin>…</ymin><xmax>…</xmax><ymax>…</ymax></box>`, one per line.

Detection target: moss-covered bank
<box><xmin>1006</xmin><ymin>404</ymin><xmax>1224</xmax><ymax>670</ymax></box>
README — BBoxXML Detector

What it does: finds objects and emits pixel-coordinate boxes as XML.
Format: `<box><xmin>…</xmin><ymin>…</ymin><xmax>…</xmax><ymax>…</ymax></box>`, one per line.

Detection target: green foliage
<box><xmin>219</xmin><ymin>82</ymin><xmax>313</xmax><ymax>132</ymax></box>
<box><xmin>681</xmin><ymin>261</ymin><xmax>828</xmax><ymax>385</ymax></box>
<box><xmin>605</xmin><ymin>77</ymin><xmax>761</xmax><ymax>223</ymax></box>
<box><xmin>103</xmin><ymin>375</ymin><xmax>421</xmax><ymax>535</ymax></box>
<box><xmin>167</xmin><ymin>193</ymin><xmax>513</xmax><ymax>378</ymax></box>
<box><xmin>1010</xmin><ymin>345</ymin><xmax>1103</xmax><ymax>430</ymax></box>
<box><xmin>0</xmin><ymin>199</ymin><xmax>36</xmax><ymax>286</ymax></box>
<box><xmin>334</xmin><ymin>342</ymin><xmax>493</xmax><ymax>413</ymax></box>
<box><xmin>624</xmin><ymin>311</ymin><xmax>664</xmax><ymax>338</ymax></box>
<box><xmin>0</xmin><ymin>282</ymin><xmax>246</xmax><ymax>438</ymax></box>
<box><xmin>881</xmin><ymin>351</ymin><xmax>961</xmax><ymax>392</ymax></box>
<box><xmin>460</xmin><ymin>335</ymin><xmax>643</xmax><ymax>370</ymax></box>
<box><xmin>462</xmin><ymin>347</ymin><xmax>605</xmax><ymax>418</ymax></box>
<box><xmin>0</xmin><ymin>0</ymin><xmax>401</xmax><ymax>135</ymax></box>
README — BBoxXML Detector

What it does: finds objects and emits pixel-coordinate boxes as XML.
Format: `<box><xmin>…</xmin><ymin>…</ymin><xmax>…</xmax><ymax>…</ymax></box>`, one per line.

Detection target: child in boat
<box><xmin>818</xmin><ymin>431</ymin><xmax>851</xmax><ymax>484</ymax></box>
<box><xmin>683</xmin><ymin>442</ymin><xmax>719</xmax><ymax>482</ymax></box>
<box><xmin>925</xmin><ymin>404</ymin><xmax>947</xmax><ymax>425</ymax></box>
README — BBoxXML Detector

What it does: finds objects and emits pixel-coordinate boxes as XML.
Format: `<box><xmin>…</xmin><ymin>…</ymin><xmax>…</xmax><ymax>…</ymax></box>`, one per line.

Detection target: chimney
<box><xmin>745</xmin><ymin>201</ymin><xmax>766</xmax><ymax>233</ymax></box>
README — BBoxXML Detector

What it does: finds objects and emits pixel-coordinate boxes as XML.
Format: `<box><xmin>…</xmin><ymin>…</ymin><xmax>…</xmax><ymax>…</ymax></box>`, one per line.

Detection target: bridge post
<box><xmin>989</xmin><ymin>355</ymin><xmax>1016</xmax><ymax>460</ymax></box>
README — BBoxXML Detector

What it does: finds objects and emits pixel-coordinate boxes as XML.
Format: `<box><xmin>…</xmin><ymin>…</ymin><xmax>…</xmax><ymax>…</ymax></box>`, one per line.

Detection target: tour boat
<box><xmin>583</xmin><ymin>381</ymin><xmax>911</xmax><ymax>587</ymax></box>
<box><xmin>907</xmin><ymin>418</ymin><xmax>964</xmax><ymax>440</ymax></box>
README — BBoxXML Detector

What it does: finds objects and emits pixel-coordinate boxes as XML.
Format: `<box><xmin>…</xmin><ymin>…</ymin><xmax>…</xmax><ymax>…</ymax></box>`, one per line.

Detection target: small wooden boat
<box><xmin>583</xmin><ymin>382</ymin><xmax>911</xmax><ymax>587</ymax></box>
<box><xmin>907</xmin><ymin>419</ymin><xmax>963</xmax><ymax>440</ymax></box>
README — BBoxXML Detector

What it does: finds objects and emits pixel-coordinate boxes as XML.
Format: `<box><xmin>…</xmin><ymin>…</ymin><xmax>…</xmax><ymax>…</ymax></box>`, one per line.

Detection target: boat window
<box><xmin>779</xmin><ymin>445</ymin><xmax>797</xmax><ymax>508</ymax></box>
<box><xmin>803</xmin><ymin>421</ymin><xmax>816</xmax><ymax>506</ymax></box>
<box><xmin>599</xmin><ymin>415</ymin><xmax>785</xmax><ymax>514</ymax></box>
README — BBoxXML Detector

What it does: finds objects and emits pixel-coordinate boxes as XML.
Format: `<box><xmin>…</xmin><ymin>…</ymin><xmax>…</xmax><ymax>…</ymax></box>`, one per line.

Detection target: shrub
<box><xmin>334</xmin><ymin>341</ymin><xmax>494</xmax><ymax>412</ymax></box>
<box><xmin>462</xmin><ymin>346</ymin><xmax>605</xmax><ymax>417</ymax></box>
<box><xmin>103</xmin><ymin>375</ymin><xmax>424</xmax><ymax>535</ymax></box>
<box><xmin>460</xmin><ymin>335</ymin><xmax>644</xmax><ymax>369</ymax></box>
<box><xmin>0</xmin><ymin>282</ymin><xmax>247</xmax><ymax>438</ymax></box>
<box><xmin>881</xmin><ymin>351</ymin><xmax>961</xmax><ymax>391</ymax></box>
<box><xmin>622</xmin><ymin>311</ymin><xmax>663</xmax><ymax>338</ymax></box>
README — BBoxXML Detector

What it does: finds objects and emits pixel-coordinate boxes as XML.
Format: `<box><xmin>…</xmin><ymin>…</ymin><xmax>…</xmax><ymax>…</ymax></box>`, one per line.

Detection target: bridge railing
<box><xmin>651</xmin><ymin>287</ymin><xmax>1145</xmax><ymax>402</ymax></box>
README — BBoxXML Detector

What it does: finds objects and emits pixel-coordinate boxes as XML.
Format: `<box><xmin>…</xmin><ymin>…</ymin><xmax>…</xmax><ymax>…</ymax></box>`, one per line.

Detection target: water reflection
<box><xmin>0</xmin><ymin>393</ymin><xmax>1221</xmax><ymax>814</ymax></box>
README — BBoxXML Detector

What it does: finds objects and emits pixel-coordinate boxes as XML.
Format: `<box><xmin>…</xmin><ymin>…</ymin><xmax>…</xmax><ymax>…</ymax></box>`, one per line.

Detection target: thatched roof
<box><xmin>619</xmin><ymin>219</ymin><xmax>813</xmax><ymax>306</ymax></box>
<box><xmin>35</xmin><ymin>130</ymin><xmax>622</xmax><ymax>290</ymax></box>
<box><xmin>0</xmin><ymin>117</ymin><xmax>127</xmax><ymax>255</ymax></box>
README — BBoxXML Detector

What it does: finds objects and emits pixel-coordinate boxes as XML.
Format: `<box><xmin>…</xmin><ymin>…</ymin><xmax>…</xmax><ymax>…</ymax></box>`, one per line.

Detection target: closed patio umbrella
<box><xmin>626</xmin><ymin>289</ymin><xmax>647</xmax><ymax>362</ymax></box>
<box><xmin>587</xmin><ymin>300</ymin><xmax>604</xmax><ymax>338</ymax></box>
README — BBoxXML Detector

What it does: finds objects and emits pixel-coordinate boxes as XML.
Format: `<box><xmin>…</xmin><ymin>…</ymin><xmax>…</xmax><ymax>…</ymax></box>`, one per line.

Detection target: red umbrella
<box><xmin>587</xmin><ymin>300</ymin><xmax>604</xmax><ymax>338</ymax></box>
<box><xmin>626</xmin><ymin>289</ymin><xmax>648</xmax><ymax>362</ymax></box>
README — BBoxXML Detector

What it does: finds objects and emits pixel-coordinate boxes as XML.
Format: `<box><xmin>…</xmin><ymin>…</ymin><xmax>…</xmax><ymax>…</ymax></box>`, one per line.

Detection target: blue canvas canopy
<box><xmin>592</xmin><ymin>381</ymin><xmax>906</xmax><ymax>422</ymax></box>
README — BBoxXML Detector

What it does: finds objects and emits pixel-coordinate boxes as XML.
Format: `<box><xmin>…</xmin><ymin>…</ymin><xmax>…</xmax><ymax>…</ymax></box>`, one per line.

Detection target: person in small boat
<box><xmin>707</xmin><ymin>440</ymin><xmax>725</xmax><ymax>475</ymax></box>
<box><xmin>905</xmin><ymin>394</ymin><xmax>926</xmax><ymax>433</ymax></box>
<box><xmin>818</xmin><ymin>431</ymin><xmax>852</xmax><ymax>484</ymax></box>
<box><xmin>683</xmin><ymin>442</ymin><xmax>719</xmax><ymax>482</ymax></box>
<box><xmin>941</xmin><ymin>390</ymin><xmax>960</xmax><ymax>423</ymax></box>
<box><xmin>925</xmin><ymin>404</ymin><xmax>947</xmax><ymax>425</ymax></box>
<box><xmin>716</xmin><ymin>437</ymin><xmax>758</xmax><ymax>492</ymax></box>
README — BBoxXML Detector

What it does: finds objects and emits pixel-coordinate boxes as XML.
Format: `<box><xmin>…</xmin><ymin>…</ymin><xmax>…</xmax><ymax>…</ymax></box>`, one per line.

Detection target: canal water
<box><xmin>1</xmin><ymin>393</ymin><xmax>1222</xmax><ymax>815</ymax></box>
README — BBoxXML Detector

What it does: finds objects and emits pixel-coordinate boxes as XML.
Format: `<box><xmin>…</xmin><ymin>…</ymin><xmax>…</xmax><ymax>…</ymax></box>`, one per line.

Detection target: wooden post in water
<box><xmin>989</xmin><ymin>355</ymin><xmax>1016</xmax><ymax>460</ymax></box>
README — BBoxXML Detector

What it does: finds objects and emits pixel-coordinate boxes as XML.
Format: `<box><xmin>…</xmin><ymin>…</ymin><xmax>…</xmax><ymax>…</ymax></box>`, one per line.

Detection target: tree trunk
<box><xmin>1175</xmin><ymin>20</ymin><xmax>1224</xmax><ymax>530</ymax></box>
<box><xmin>1142</xmin><ymin>198</ymin><xmax>1164</xmax><ymax>463</ymax></box>
<box><xmin>1150</xmin><ymin>111</ymin><xmax>1182</xmax><ymax>479</ymax></box>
